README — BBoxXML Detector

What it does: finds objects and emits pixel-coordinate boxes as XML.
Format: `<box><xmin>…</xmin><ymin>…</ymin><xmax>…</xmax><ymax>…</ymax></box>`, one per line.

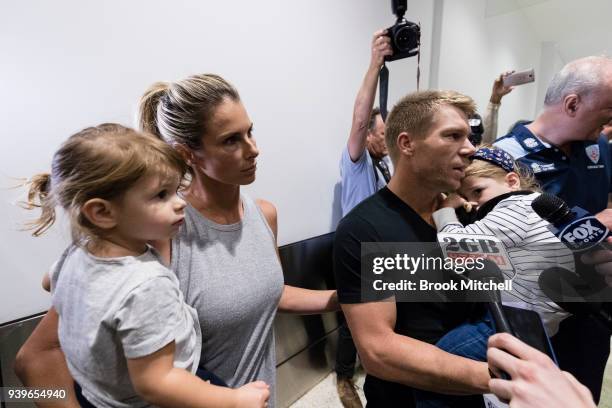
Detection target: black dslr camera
<box><xmin>385</xmin><ymin>0</ymin><xmax>421</xmax><ymax>62</ymax></box>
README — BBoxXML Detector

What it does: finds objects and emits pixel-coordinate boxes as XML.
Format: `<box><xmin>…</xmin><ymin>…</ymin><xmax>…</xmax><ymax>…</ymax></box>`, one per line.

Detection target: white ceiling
<box><xmin>485</xmin><ymin>0</ymin><xmax>612</xmax><ymax>62</ymax></box>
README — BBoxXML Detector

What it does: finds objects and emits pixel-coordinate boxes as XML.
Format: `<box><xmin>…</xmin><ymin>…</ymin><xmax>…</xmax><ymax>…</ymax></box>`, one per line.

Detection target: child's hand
<box><xmin>234</xmin><ymin>381</ymin><xmax>270</xmax><ymax>407</ymax></box>
<box><xmin>440</xmin><ymin>193</ymin><xmax>477</xmax><ymax>212</ymax></box>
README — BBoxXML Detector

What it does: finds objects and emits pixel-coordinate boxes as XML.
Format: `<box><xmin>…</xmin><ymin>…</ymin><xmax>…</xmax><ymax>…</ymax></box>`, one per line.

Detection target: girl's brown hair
<box><xmin>23</xmin><ymin>123</ymin><xmax>188</xmax><ymax>242</ymax></box>
<box><xmin>465</xmin><ymin>144</ymin><xmax>540</xmax><ymax>192</ymax></box>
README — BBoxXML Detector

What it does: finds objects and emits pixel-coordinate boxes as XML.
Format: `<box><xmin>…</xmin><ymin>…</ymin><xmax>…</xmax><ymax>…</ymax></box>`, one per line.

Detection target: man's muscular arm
<box><xmin>342</xmin><ymin>300</ymin><xmax>490</xmax><ymax>395</ymax></box>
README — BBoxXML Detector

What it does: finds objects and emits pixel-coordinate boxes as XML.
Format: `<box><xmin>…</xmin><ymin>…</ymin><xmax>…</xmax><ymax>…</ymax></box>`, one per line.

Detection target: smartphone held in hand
<box><xmin>503</xmin><ymin>69</ymin><xmax>535</xmax><ymax>87</ymax></box>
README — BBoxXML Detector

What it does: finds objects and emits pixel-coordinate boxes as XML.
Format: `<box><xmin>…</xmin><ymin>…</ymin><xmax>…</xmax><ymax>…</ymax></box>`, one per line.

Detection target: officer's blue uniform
<box><xmin>495</xmin><ymin>124</ymin><xmax>612</xmax><ymax>214</ymax></box>
<box><xmin>495</xmin><ymin>124</ymin><xmax>612</xmax><ymax>403</ymax></box>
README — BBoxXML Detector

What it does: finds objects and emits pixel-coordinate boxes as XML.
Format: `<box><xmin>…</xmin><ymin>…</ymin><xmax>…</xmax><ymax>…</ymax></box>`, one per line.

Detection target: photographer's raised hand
<box><xmin>347</xmin><ymin>29</ymin><xmax>393</xmax><ymax>161</ymax></box>
<box><xmin>490</xmin><ymin>71</ymin><xmax>515</xmax><ymax>104</ymax></box>
<box><xmin>370</xmin><ymin>29</ymin><xmax>393</xmax><ymax>69</ymax></box>
<box><xmin>482</xmin><ymin>70</ymin><xmax>515</xmax><ymax>144</ymax></box>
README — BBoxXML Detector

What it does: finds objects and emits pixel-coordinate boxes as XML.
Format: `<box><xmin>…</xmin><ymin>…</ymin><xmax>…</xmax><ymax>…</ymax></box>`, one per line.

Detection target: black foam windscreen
<box><xmin>531</xmin><ymin>192</ymin><xmax>570</xmax><ymax>224</ymax></box>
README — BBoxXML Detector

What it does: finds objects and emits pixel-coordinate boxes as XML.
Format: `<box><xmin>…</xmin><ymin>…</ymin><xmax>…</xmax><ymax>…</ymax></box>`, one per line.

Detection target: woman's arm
<box><xmin>42</xmin><ymin>273</ymin><xmax>51</xmax><ymax>292</ymax></box>
<box><xmin>14</xmin><ymin>308</ymin><xmax>80</xmax><ymax>408</ymax></box>
<box><xmin>127</xmin><ymin>342</ymin><xmax>269</xmax><ymax>408</ymax></box>
<box><xmin>278</xmin><ymin>285</ymin><xmax>338</xmax><ymax>314</ymax></box>
<box><xmin>256</xmin><ymin>199</ymin><xmax>339</xmax><ymax>314</ymax></box>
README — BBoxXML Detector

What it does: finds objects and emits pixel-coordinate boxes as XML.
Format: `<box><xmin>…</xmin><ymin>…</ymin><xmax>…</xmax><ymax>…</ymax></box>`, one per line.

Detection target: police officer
<box><xmin>495</xmin><ymin>56</ymin><xmax>612</xmax><ymax>403</ymax></box>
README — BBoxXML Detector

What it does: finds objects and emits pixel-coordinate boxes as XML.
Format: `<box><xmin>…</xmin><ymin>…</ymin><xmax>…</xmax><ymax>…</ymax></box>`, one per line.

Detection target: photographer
<box><xmin>340</xmin><ymin>29</ymin><xmax>393</xmax><ymax>217</ymax></box>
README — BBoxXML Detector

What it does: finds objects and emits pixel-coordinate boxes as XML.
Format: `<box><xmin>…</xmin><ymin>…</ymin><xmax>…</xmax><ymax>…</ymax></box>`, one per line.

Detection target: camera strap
<box><xmin>378</xmin><ymin>50</ymin><xmax>421</xmax><ymax>122</ymax></box>
<box><xmin>372</xmin><ymin>155</ymin><xmax>391</xmax><ymax>184</ymax></box>
<box><xmin>379</xmin><ymin>64</ymin><xmax>390</xmax><ymax>121</ymax></box>
<box><xmin>417</xmin><ymin>48</ymin><xmax>421</xmax><ymax>90</ymax></box>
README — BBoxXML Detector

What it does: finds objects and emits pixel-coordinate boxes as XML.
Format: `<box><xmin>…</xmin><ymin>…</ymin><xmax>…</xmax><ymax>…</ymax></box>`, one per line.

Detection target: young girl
<box><xmin>25</xmin><ymin>123</ymin><xmax>269</xmax><ymax>408</ymax></box>
<box><xmin>415</xmin><ymin>145</ymin><xmax>573</xmax><ymax>408</ymax></box>
<box><xmin>433</xmin><ymin>145</ymin><xmax>573</xmax><ymax>337</ymax></box>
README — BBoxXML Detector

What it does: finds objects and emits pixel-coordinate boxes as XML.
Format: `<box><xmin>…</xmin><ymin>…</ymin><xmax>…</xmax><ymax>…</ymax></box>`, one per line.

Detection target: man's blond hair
<box><xmin>385</xmin><ymin>90</ymin><xmax>476</xmax><ymax>163</ymax></box>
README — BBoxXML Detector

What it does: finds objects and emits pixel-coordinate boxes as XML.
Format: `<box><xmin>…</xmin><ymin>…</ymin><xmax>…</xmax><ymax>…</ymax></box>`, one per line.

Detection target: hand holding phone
<box><xmin>503</xmin><ymin>69</ymin><xmax>535</xmax><ymax>87</ymax></box>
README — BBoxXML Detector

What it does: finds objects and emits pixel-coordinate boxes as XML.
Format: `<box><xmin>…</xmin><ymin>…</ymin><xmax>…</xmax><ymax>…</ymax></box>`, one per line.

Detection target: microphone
<box><xmin>437</xmin><ymin>231</ymin><xmax>516</xmax><ymax>333</ymax></box>
<box><xmin>531</xmin><ymin>193</ymin><xmax>610</xmax><ymax>249</ymax></box>
<box><xmin>462</xmin><ymin>260</ymin><xmax>515</xmax><ymax>380</ymax></box>
<box><xmin>538</xmin><ymin>266</ymin><xmax>612</xmax><ymax>330</ymax></box>
<box><xmin>531</xmin><ymin>193</ymin><xmax>610</xmax><ymax>288</ymax></box>
<box><xmin>465</xmin><ymin>259</ymin><xmax>515</xmax><ymax>335</ymax></box>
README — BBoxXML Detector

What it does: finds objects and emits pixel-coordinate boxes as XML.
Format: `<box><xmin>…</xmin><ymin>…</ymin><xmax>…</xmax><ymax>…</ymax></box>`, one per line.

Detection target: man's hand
<box><xmin>581</xmin><ymin>237</ymin><xmax>612</xmax><ymax>286</ymax></box>
<box><xmin>487</xmin><ymin>333</ymin><xmax>595</xmax><ymax>408</ymax></box>
<box><xmin>369</xmin><ymin>29</ymin><xmax>393</xmax><ymax>70</ymax></box>
<box><xmin>588</xmin><ymin>210</ymin><xmax>612</xmax><ymax>286</ymax></box>
<box><xmin>596</xmin><ymin>208</ymin><xmax>612</xmax><ymax>230</ymax></box>
<box><xmin>490</xmin><ymin>71</ymin><xmax>515</xmax><ymax>104</ymax></box>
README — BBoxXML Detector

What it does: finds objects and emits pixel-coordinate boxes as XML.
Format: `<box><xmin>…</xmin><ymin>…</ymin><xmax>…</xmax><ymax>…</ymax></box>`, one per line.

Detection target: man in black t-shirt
<box><xmin>334</xmin><ymin>90</ymin><xmax>491</xmax><ymax>407</ymax></box>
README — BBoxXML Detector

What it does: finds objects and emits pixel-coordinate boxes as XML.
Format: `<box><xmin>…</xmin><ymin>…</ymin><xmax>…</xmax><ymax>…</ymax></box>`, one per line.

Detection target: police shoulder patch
<box><xmin>585</xmin><ymin>145</ymin><xmax>600</xmax><ymax>164</ymax></box>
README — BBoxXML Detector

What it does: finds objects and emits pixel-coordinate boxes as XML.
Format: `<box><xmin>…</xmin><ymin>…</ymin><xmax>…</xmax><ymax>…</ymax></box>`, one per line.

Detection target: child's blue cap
<box><xmin>471</xmin><ymin>147</ymin><xmax>515</xmax><ymax>173</ymax></box>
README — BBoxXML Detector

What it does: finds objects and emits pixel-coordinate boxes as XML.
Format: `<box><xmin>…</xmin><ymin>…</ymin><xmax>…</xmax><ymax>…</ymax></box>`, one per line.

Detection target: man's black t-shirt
<box><xmin>333</xmin><ymin>187</ymin><xmax>483</xmax><ymax>407</ymax></box>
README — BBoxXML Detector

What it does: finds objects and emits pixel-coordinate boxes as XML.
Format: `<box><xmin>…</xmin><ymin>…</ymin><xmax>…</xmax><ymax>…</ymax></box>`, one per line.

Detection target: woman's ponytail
<box><xmin>137</xmin><ymin>81</ymin><xmax>170</xmax><ymax>140</ymax></box>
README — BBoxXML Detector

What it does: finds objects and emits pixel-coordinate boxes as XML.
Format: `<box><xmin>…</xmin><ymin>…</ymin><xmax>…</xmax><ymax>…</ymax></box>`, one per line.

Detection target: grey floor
<box><xmin>600</xmin><ymin>359</ymin><xmax>612</xmax><ymax>408</ymax></box>
<box><xmin>292</xmin><ymin>348</ymin><xmax>612</xmax><ymax>407</ymax></box>
<box><xmin>290</xmin><ymin>369</ymin><xmax>366</xmax><ymax>408</ymax></box>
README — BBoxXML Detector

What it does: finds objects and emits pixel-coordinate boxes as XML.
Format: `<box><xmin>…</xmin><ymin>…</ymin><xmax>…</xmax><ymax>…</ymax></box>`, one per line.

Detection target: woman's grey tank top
<box><xmin>171</xmin><ymin>194</ymin><xmax>284</xmax><ymax>406</ymax></box>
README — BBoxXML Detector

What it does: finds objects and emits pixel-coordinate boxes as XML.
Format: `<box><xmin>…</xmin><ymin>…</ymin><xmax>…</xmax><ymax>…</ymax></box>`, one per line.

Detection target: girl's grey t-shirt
<box><xmin>50</xmin><ymin>245</ymin><xmax>201</xmax><ymax>408</ymax></box>
<box><xmin>171</xmin><ymin>194</ymin><xmax>284</xmax><ymax>406</ymax></box>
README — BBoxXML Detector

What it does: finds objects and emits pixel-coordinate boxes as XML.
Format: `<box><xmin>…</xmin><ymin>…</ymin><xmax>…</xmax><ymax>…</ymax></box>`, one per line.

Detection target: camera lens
<box><xmin>394</xmin><ymin>26</ymin><xmax>417</xmax><ymax>51</ymax></box>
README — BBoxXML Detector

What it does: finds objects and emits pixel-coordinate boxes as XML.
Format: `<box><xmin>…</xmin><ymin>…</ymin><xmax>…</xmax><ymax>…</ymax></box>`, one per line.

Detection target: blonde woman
<box><xmin>16</xmin><ymin>75</ymin><xmax>337</xmax><ymax>408</ymax></box>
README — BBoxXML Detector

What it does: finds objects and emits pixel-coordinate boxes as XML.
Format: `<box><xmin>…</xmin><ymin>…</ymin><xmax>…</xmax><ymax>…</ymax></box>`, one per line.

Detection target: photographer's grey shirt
<box><xmin>50</xmin><ymin>245</ymin><xmax>201</xmax><ymax>408</ymax></box>
<box><xmin>340</xmin><ymin>146</ymin><xmax>392</xmax><ymax>217</ymax></box>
